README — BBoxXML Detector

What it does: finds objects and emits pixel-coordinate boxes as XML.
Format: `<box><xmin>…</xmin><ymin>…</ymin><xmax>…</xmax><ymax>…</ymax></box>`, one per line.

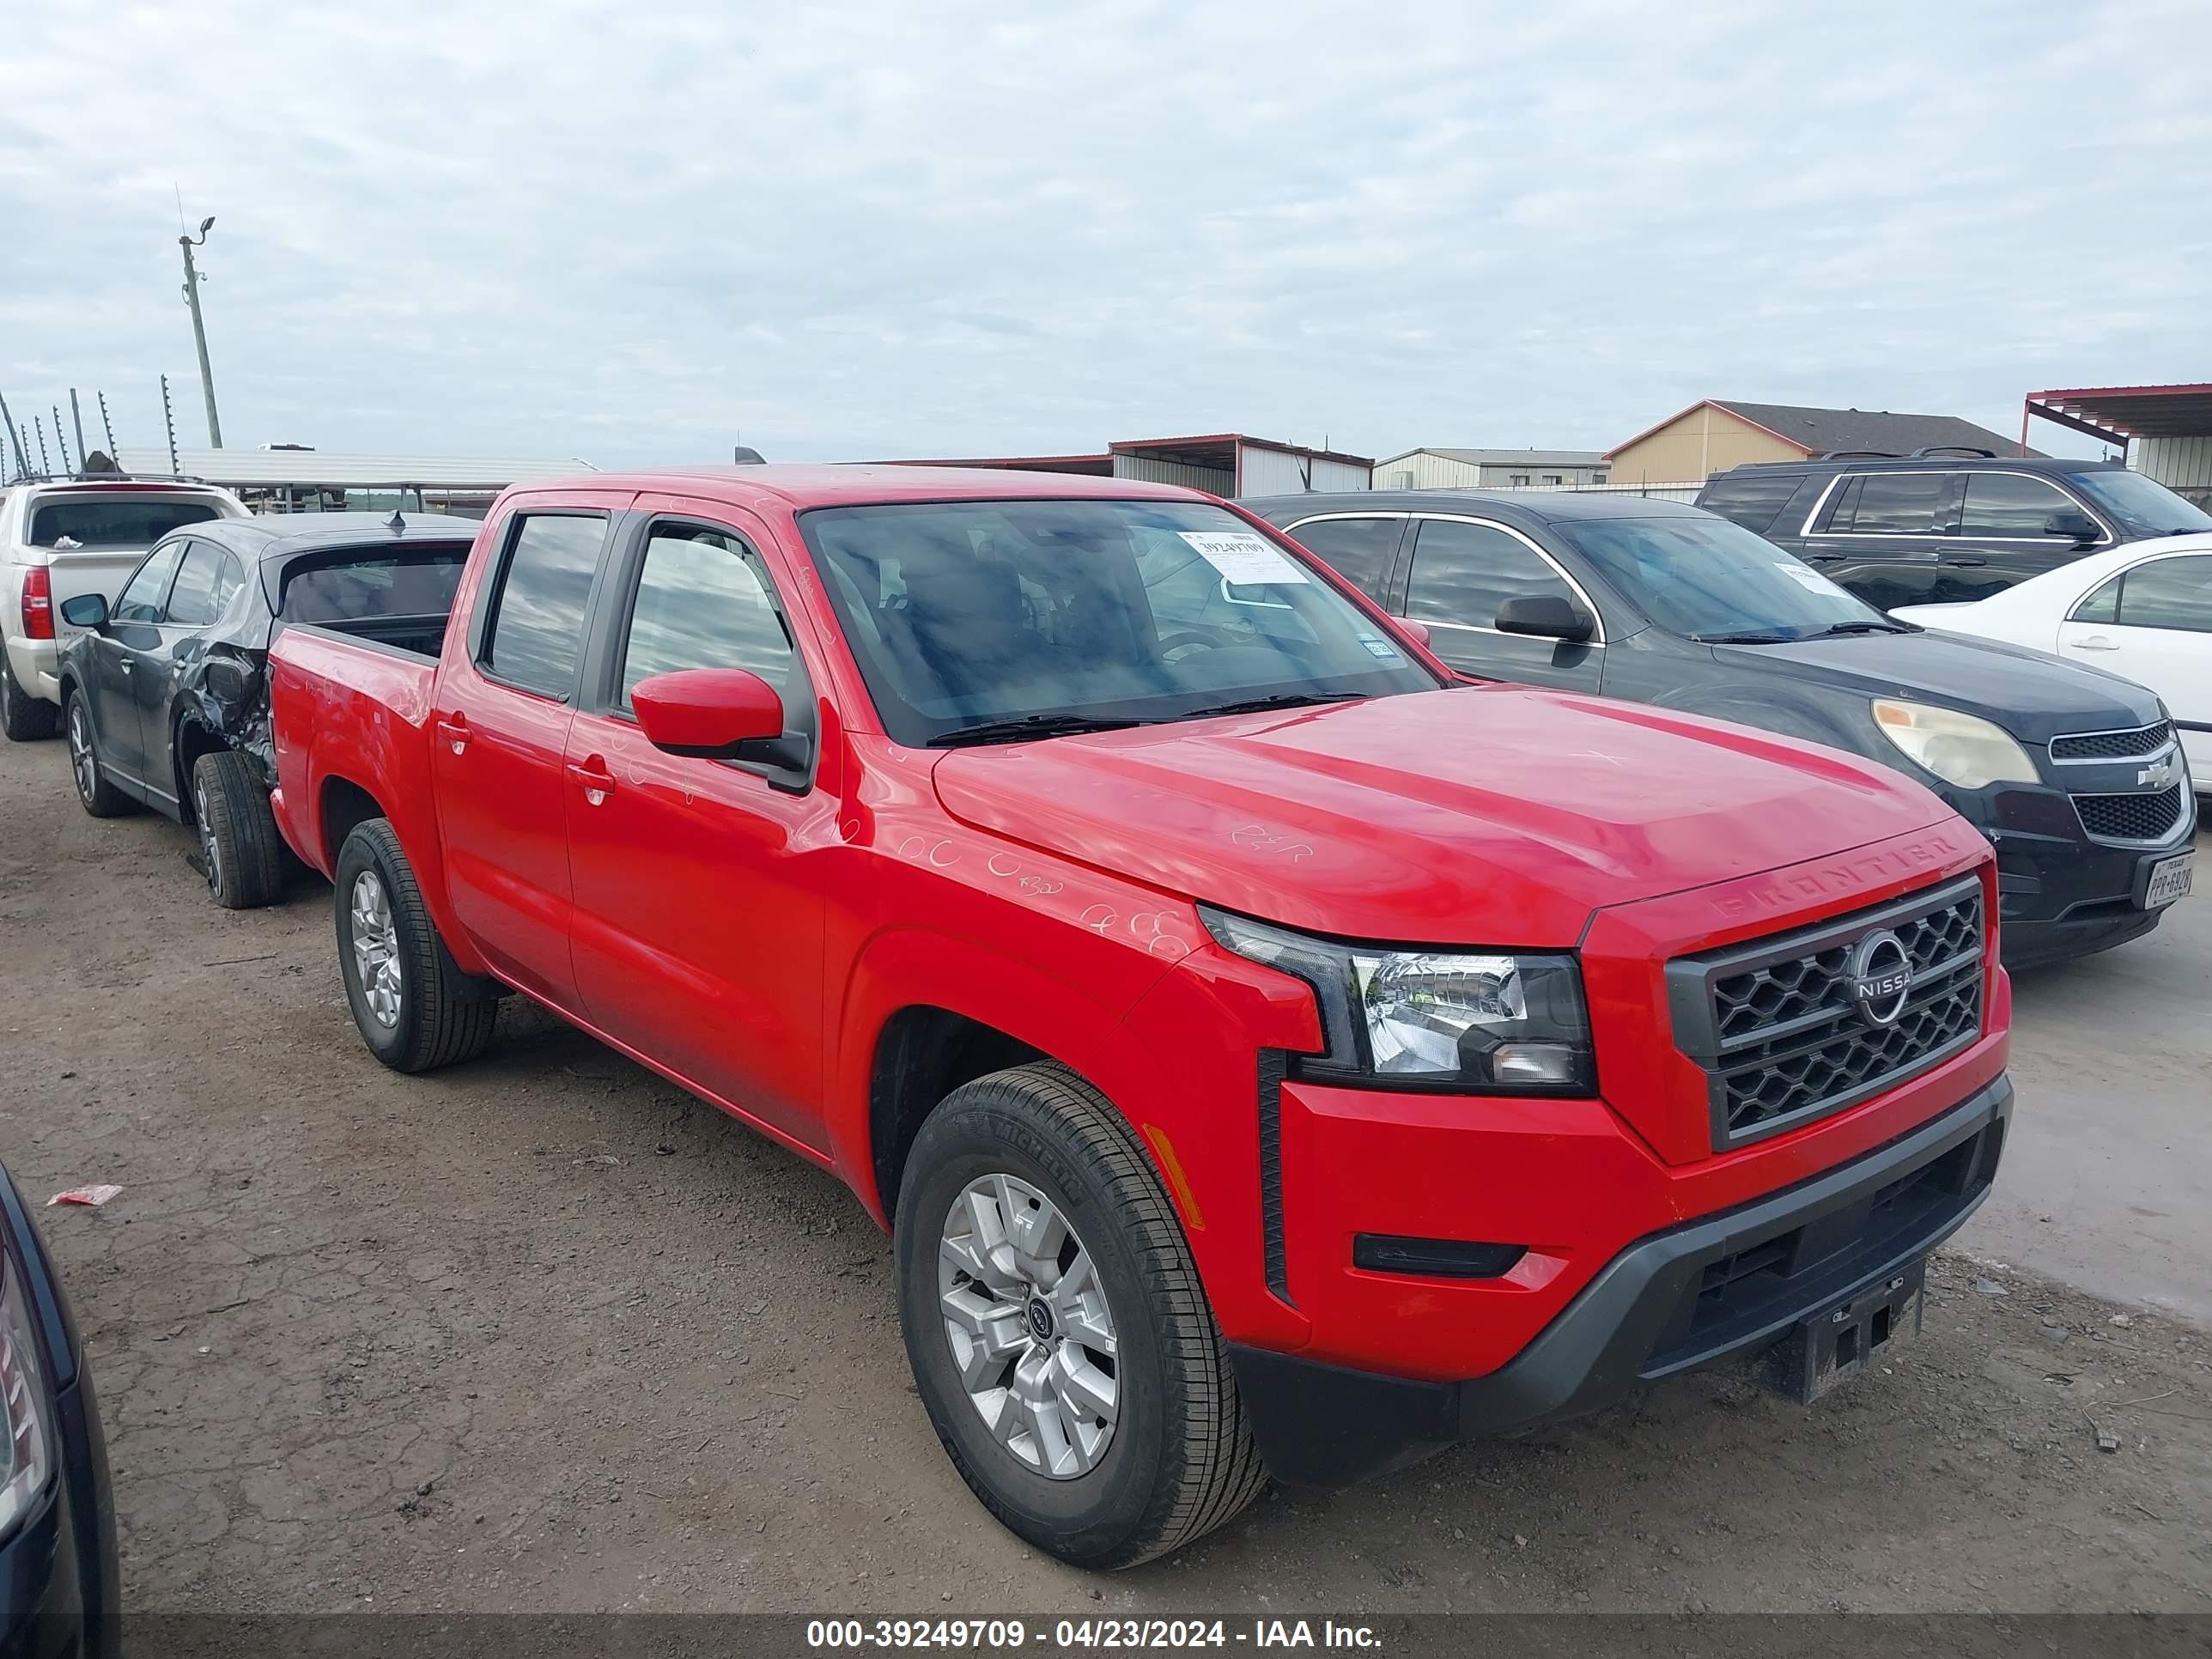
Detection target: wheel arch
<box><xmin>837</xmin><ymin>927</ymin><xmax>1180</xmax><ymax>1233</ymax></box>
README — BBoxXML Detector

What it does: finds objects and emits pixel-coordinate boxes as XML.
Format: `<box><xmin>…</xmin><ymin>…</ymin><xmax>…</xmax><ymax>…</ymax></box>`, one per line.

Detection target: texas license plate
<box><xmin>2144</xmin><ymin>850</ymin><xmax>2195</xmax><ymax>909</ymax></box>
<box><xmin>1766</xmin><ymin>1261</ymin><xmax>1924</xmax><ymax>1404</ymax></box>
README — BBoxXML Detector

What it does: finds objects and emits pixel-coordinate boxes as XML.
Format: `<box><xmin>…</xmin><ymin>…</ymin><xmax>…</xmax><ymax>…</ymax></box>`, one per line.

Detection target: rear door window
<box><xmin>1833</xmin><ymin>473</ymin><xmax>1953</xmax><ymax>534</ymax></box>
<box><xmin>164</xmin><ymin>540</ymin><xmax>234</xmax><ymax>626</ymax></box>
<box><xmin>1959</xmin><ymin>474</ymin><xmax>2081</xmax><ymax>538</ymax></box>
<box><xmin>1280</xmin><ymin>516</ymin><xmax>1401</xmax><ymax>601</ymax></box>
<box><xmin>1404</xmin><ymin>519</ymin><xmax>1579</xmax><ymax>629</ymax></box>
<box><xmin>112</xmin><ymin>541</ymin><xmax>187</xmax><ymax>623</ymax></box>
<box><xmin>2070</xmin><ymin>575</ymin><xmax>2123</xmax><ymax>624</ymax></box>
<box><xmin>481</xmin><ymin>515</ymin><xmax>607</xmax><ymax>700</ymax></box>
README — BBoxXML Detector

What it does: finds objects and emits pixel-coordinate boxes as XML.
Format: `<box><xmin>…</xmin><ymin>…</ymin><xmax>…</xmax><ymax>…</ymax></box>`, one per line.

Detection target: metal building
<box><xmin>114</xmin><ymin>447</ymin><xmax>595</xmax><ymax>516</ymax></box>
<box><xmin>883</xmin><ymin>434</ymin><xmax>1372</xmax><ymax>496</ymax></box>
<box><xmin>1370</xmin><ymin>447</ymin><xmax>1609</xmax><ymax>489</ymax></box>
<box><xmin>2023</xmin><ymin>384</ymin><xmax>2212</xmax><ymax>507</ymax></box>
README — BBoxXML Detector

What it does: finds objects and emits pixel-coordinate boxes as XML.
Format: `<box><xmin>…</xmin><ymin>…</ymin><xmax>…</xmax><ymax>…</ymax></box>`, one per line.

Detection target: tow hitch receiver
<box><xmin>1770</xmin><ymin>1261</ymin><xmax>1925</xmax><ymax>1403</ymax></box>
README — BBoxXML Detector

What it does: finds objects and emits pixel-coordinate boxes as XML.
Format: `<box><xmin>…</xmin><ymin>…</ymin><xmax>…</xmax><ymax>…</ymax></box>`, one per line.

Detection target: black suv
<box><xmin>1696</xmin><ymin>453</ymin><xmax>2211</xmax><ymax>611</ymax></box>
<box><xmin>1243</xmin><ymin>490</ymin><xmax>2196</xmax><ymax>968</ymax></box>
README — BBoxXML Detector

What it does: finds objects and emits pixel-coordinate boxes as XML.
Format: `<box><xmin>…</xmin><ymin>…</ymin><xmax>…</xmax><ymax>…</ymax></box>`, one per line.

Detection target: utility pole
<box><xmin>69</xmin><ymin>391</ymin><xmax>88</xmax><ymax>469</ymax></box>
<box><xmin>179</xmin><ymin>214</ymin><xmax>223</xmax><ymax>447</ymax></box>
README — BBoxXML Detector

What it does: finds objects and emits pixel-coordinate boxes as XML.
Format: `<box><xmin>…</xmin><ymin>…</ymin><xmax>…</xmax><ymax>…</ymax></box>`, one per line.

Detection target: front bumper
<box><xmin>1230</xmin><ymin>1073</ymin><xmax>2010</xmax><ymax>1489</ymax></box>
<box><xmin>1954</xmin><ymin>772</ymin><xmax>2196</xmax><ymax>968</ymax></box>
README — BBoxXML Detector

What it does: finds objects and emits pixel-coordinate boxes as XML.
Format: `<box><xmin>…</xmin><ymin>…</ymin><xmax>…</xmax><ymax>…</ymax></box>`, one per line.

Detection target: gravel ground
<box><xmin>1</xmin><ymin>732</ymin><xmax>2207</xmax><ymax>1618</ymax></box>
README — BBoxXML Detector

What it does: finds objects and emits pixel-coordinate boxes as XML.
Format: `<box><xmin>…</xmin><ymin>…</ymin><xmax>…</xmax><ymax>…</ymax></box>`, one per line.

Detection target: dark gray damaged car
<box><xmin>53</xmin><ymin>511</ymin><xmax>473</xmax><ymax>907</ymax></box>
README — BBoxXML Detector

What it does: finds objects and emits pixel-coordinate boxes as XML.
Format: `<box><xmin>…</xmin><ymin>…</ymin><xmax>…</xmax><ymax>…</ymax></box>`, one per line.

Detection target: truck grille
<box><xmin>1665</xmin><ymin>875</ymin><xmax>1986</xmax><ymax>1149</ymax></box>
<box><xmin>2073</xmin><ymin>785</ymin><xmax>2185</xmax><ymax>844</ymax></box>
<box><xmin>2049</xmin><ymin>721</ymin><xmax>2172</xmax><ymax>762</ymax></box>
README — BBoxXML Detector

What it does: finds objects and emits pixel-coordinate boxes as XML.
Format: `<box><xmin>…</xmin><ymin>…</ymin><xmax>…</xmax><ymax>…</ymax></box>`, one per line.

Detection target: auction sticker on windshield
<box><xmin>1180</xmin><ymin>532</ymin><xmax>1310</xmax><ymax>586</ymax></box>
<box><xmin>1775</xmin><ymin>562</ymin><xmax>1849</xmax><ymax>595</ymax></box>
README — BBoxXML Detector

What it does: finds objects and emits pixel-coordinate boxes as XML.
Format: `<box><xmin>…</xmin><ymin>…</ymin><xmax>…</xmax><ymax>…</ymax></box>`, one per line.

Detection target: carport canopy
<box><xmin>2024</xmin><ymin>383</ymin><xmax>2212</xmax><ymax>447</ymax></box>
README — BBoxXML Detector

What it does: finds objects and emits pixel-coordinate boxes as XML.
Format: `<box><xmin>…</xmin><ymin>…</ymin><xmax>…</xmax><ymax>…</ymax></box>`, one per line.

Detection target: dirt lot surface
<box><xmin>2</xmin><ymin>735</ymin><xmax>2208</xmax><ymax>1619</ymax></box>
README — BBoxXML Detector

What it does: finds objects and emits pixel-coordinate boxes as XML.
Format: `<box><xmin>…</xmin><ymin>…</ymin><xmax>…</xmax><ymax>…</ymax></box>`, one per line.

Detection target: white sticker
<box><xmin>1776</xmin><ymin>562</ymin><xmax>1845</xmax><ymax>595</ymax></box>
<box><xmin>1357</xmin><ymin>632</ymin><xmax>1401</xmax><ymax>660</ymax></box>
<box><xmin>1179</xmin><ymin>531</ymin><xmax>1310</xmax><ymax>586</ymax></box>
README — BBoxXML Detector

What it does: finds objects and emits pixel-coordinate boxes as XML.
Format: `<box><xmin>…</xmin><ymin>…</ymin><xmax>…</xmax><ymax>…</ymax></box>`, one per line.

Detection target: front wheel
<box><xmin>894</xmin><ymin>1063</ymin><xmax>1266</xmax><ymax>1569</ymax></box>
<box><xmin>333</xmin><ymin>818</ymin><xmax>499</xmax><ymax>1073</ymax></box>
<box><xmin>64</xmin><ymin>691</ymin><xmax>131</xmax><ymax>817</ymax></box>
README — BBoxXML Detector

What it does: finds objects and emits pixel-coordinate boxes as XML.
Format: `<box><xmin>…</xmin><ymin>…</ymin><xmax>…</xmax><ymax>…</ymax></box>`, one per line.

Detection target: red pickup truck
<box><xmin>268</xmin><ymin>467</ymin><xmax>2012</xmax><ymax>1567</ymax></box>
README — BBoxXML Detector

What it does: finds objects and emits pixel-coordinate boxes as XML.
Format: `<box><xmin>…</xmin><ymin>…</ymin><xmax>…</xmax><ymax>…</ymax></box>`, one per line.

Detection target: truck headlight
<box><xmin>1871</xmin><ymin>699</ymin><xmax>2041</xmax><ymax>789</ymax></box>
<box><xmin>0</xmin><ymin>1260</ymin><xmax>53</xmax><ymax>1542</ymax></box>
<box><xmin>1199</xmin><ymin>908</ymin><xmax>1594</xmax><ymax>1094</ymax></box>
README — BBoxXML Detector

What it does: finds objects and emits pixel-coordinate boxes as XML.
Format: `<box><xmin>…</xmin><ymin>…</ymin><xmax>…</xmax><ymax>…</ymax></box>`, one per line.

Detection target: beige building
<box><xmin>1604</xmin><ymin>400</ymin><xmax>2032</xmax><ymax>484</ymax></box>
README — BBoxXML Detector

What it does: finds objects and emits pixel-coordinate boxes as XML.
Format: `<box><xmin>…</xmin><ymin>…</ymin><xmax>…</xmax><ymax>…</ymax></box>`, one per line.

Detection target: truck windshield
<box><xmin>799</xmin><ymin>499</ymin><xmax>1440</xmax><ymax>745</ymax></box>
<box><xmin>28</xmin><ymin>495</ymin><xmax>222</xmax><ymax>548</ymax></box>
<box><xmin>1554</xmin><ymin>515</ymin><xmax>1899</xmax><ymax>642</ymax></box>
<box><xmin>2067</xmin><ymin>469</ymin><xmax>2212</xmax><ymax>537</ymax></box>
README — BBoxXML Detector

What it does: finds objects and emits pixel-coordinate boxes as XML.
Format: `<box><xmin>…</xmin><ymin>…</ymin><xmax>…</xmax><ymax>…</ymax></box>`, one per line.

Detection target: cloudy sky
<box><xmin>3</xmin><ymin>1</ymin><xmax>2203</xmax><ymax>471</ymax></box>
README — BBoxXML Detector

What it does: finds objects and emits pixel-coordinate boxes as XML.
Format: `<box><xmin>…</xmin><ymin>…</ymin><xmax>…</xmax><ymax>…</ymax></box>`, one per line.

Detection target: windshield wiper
<box><xmin>927</xmin><ymin>714</ymin><xmax>1157</xmax><ymax>749</ymax></box>
<box><xmin>1803</xmin><ymin>620</ymin><xmax>1909</xmax><ymax>637</ymax></box>
<box><xmin>1176</xmin><ymin>691</ymin><xmax>1365</xmax><ymax>720</ymax></box>
<box><xmin>1693</xmin><ymin>629</ymin><xmax>1797</xmax><ymax>645</ymax></box>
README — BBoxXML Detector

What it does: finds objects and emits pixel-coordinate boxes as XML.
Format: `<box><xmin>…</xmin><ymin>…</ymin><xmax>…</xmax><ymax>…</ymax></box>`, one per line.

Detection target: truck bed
<box><xmin>265</xmin><ymin>620</ymin><xmax>449</xmax><ymax>878</ymax></box>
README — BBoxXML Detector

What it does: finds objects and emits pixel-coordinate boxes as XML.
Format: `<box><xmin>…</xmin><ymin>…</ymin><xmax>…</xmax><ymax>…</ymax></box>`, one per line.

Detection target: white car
<box><xmin>1893</xmin><ymin>532</ymin><xmax>2212</xmax><ymax>795</ymax></box>
<box><xmin>3</xmin><ymin>477</ymin><xmax>246</xmax><ymax>739</ymax></box>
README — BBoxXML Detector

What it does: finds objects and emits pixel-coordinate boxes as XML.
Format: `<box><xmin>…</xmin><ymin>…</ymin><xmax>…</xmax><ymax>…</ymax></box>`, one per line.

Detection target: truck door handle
<box><xmin>117</xmin><ymin>659</ymin><xmax>132</xmax><ymax>674</ymax></box>
<box><xmin>567</xmin><ymin>758</ymin><xmax>617</xmax><ymax>805</ymax></box>
<box><xmin>434</xmin><ymin>716</ymin><xmax>470</xmax><ymax>754</ymax></box>
<box><xmin>2069</xmin><ymin>635</ymin><xmax>2118</xmax><ymax>651</ymax></box>
<box><xmin>1942</xmin><ymin>557</ymin><xmax>1987</xmax><ymax>568</ymax></box>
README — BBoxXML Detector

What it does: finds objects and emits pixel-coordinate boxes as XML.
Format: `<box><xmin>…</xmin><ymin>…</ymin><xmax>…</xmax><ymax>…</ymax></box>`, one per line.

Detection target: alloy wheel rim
<box><xmin>68</xmin><ymin>706</ymin><xmax>96</xmax><ymax>803</ymax></box>
<box><xmin>196</xmin><ymin>780</ymin><xmax>222</xmax><ymax>892</ymax></box>
<box><xmin>938</xmin><ymin>1173</ymin><xmax>1119</xmax><ymax>1479</ymax></box>
<box><xmin>348</xmin><ymin>871</ymin><xmax>403</xmax><ymax>1029</ymax></box>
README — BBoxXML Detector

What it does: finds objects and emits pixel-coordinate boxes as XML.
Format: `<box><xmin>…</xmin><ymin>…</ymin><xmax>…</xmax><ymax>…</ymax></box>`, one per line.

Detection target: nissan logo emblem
<box><xmin>1848</xmin><ymin>930</ymin><xmax>1913</xmax><ymax>1030</ymax></box>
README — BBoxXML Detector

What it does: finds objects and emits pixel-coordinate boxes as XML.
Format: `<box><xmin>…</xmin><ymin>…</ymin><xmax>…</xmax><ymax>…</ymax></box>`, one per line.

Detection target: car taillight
<box><xmin>20</xmin><ymin>568</ymin><xmax>53</xmax><ymax>641</ymax></box>
<box><xmin>0</xmin><ymin>1261</ymin><xmax>52</xmax><ymax>1540</ymax></box>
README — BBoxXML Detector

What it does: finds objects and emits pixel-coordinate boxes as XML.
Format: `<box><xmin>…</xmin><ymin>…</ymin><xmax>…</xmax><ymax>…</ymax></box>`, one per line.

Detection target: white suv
<box><xmin>2</xmin><ymin>477</ymin><xmax>246</xmax><ymax>739</ymax></box>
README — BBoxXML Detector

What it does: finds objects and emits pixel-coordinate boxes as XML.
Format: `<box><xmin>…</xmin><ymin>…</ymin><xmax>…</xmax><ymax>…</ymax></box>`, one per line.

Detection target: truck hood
<box><xmin>1709</xmin><ymin>629</ymin><xmax>2164</xmax><ymax>744</ymax></box>
<box><xmin>931</xmin><ymin>686</ymin><xmax>1957</xmax><ymax>945</ymax></box>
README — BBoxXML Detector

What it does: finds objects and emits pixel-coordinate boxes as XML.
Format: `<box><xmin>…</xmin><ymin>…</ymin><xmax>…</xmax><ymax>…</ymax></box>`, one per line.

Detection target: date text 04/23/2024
<box><xmin>805</xmin><ymin>1619</ymin><xmax>1382</xmax><ymax>1650</ymax></box>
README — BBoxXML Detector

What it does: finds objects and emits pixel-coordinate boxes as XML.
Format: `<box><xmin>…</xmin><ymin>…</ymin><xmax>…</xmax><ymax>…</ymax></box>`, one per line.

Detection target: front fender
<box><xmin>828</xmin><ymin>921</ymin><xmax>1182</xmax><ymax>1227</ymax></box>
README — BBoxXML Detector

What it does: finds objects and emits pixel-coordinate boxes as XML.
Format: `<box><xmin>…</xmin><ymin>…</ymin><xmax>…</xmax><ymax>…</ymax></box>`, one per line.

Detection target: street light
<box><xmin>179</xmin><ymin>214</ymin><xmax>223</xmax><ymax>448</ymax></box>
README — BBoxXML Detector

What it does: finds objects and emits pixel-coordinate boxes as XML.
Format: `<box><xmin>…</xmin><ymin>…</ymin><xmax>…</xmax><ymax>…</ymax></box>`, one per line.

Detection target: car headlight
<box><xmin>0</xmin><ymin>1259</ymin><xmax>53</xmax><ymax>1541</ymax></box>
<box><xmin>1199</xmin><ymin>907</ymin><xmax>1594</xmax><ymax>1093</ymax></box>
<box><xmin>1871</xmin><ymin>699</ymin><xmax>2040</xmax><ymax>789</ymax></box>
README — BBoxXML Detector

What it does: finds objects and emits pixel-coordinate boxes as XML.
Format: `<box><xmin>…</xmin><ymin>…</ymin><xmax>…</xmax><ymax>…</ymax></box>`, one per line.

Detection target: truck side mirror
<box><xmin>58</xmin><ymin>593</ymin><xmax>109</xmax><ymax>629</ymax></box>
<box><xmin>2045</xmin><ymin>509</ymin><xmax>2100</xmax><ymax>545</ymax></box>
<box><xmin>1396</xmin><ymin>618</ymin><xmax>1431</xmax><ymax>649</ymax></box>
<box><xmin>1495</xmin><ymin>593</ymin><xmax>1595</xmax><ymax>644</ymax></box>
<box><xmin>631</xmin><ymin>668</ymin><xmax>790</xmax><ymax>762</ymax></box>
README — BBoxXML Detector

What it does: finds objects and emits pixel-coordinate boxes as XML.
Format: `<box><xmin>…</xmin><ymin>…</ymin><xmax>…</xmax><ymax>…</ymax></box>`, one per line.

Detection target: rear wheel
<box><xmin>64</xmin><ymin>690</ymin><xmax>131</xmax><ymax>817</ymax></box>
<box><xmin>894</xmin><ymin>1063</ymin><xmax>1266</xmax><ymax>1568</ymax></box>
<box><xmin>191</xmin><ymin>750</ymin><xmax>287</xmax><ymax>908</ymax></box>
<box><xmin>333</xmin><ymin>818</ymin><xmax>499</xmax><ymax>1072</ymax></box>
<box><xmin>2</xmin><ymin>654</ymin><xmax>58</xmax><ymax>741</ymax></box>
